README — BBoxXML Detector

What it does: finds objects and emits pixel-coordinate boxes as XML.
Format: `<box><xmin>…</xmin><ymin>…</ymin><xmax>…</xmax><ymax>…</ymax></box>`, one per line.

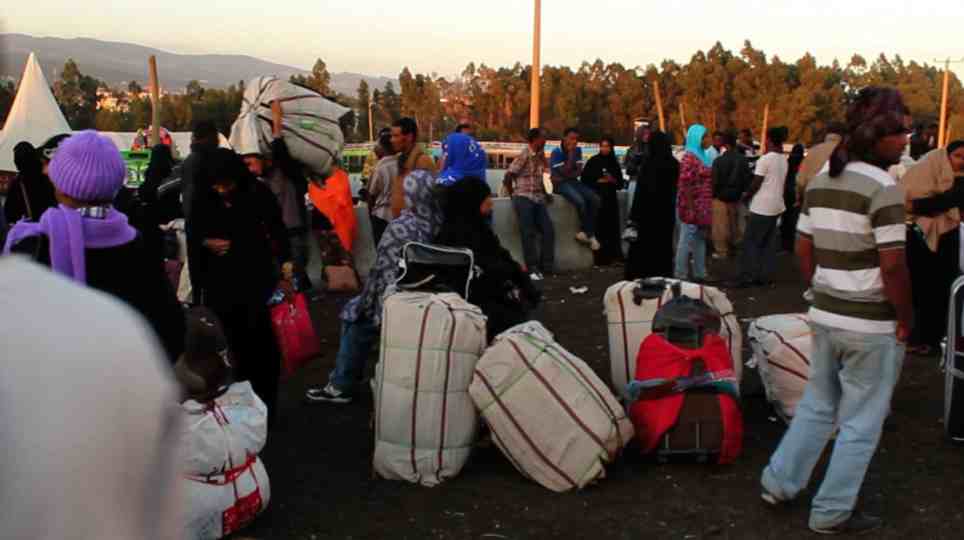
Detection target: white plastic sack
<box><xmin>373</xmin><ymin>292</ymin><xmax>488</xmax><ymax>487</ymax></box>
<box><xmin>230</xmin><ymin>76</ymin><xmax>349</xmax><ymax>177</ymax></box>
<box><xmin>604</xmin><ymin>279</ymin><xmax>743</xmax><ymax>397</ymax></box>
<box><xmin>748</xmin><ymin>314</ymin><xmax>813</xmax><ymax>422</ymax></box>
<box><xmin>470</xmin><ymin>322</ymin><xmax>634</xmax><ymax>492</ymax></box>
<box><xmin>179</xmin><ymin>381</ymin><xmax>271</xmax><ymax>539</ymax></box>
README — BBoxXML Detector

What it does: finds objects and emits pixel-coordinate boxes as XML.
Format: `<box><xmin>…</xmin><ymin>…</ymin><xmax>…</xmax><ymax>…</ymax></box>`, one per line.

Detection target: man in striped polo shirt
<box><xmin>761</xmin><ymin>87</ymin><xmax>914</xmax><ymax>536</ymax></box>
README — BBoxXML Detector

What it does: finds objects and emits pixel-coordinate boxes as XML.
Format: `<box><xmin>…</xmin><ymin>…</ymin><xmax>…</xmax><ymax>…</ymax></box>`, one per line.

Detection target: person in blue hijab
<box><xmin>685</xmin><ymin>124</ymin><xmax>713</xmax><ymax>167</ymax></box>
<box><xmin>676</xmin><ymin>124</ymin><xmax>715</xmax><ymax>282</ymax></box>
<box><xmin>437</xmin><ymin>133</ymin><xmax>487</xmax><ymax>187</ymax></box>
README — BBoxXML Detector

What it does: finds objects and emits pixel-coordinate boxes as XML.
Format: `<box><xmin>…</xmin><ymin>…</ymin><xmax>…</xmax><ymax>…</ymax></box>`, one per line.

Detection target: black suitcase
<box><xmin>651</xmin><ymin>282</ymin><xmax>732</xmax><ymax>463</ymax></box>
<box><xmin>395</xmin><ymin>242</ymin><xmax>476</xmax><ymax>299</ymax></box>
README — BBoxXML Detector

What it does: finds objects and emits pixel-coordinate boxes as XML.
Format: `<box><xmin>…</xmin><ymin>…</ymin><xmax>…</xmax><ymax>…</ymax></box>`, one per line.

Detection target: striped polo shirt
<box><xmin>797</xmin><ymin>161</ymin><xmax>906</xmax><ymax>334</ymax></box>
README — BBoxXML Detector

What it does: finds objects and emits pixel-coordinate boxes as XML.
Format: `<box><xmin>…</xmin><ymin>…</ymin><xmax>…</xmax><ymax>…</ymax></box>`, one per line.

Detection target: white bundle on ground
<box><xmin>604</xmin><ymin>279</ymin><xmax>743</xmax><ymax>396</ymax></box>
<box><xmin>229</xmin><ymin>76</ymin><xmax>349</xmax><ymax>177</ymax></box>
<box><xmin>179</xmin><ymin>382</ymin><xmax>271</xmax><ymax>540</ymax></box>
<box><xmin>470</xmin><ymin>322</ymin><xmax>634</xmax><ymax>492</ymax></box>
<box><xmin>747</xmin><ymin>314</ymin><xmax>813</xmax><ymax>422</ymax></box>
<box><xmin>373</xmin><ymin>292</ymin><xmax>488</xmax><ymax>487</ymax></box>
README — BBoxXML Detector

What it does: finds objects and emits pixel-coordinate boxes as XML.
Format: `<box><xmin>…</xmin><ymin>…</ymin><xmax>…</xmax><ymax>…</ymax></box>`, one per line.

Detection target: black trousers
<box><xmin>908</xmin><ymin>226</ymin><xmax>961</xmax><ymax>347</ymax></box>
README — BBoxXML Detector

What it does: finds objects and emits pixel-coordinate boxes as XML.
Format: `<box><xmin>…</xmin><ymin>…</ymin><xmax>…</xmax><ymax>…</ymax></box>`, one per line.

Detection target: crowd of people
<box><xmin>0</xmin><ymin>82</ymin><xmax>960</xmax><ymax>536</ymax></box>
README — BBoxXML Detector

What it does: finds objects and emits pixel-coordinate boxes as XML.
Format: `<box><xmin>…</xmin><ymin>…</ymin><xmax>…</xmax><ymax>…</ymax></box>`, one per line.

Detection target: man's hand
<box><xmin>896</xmin><ymin>320</ymin><xmax>911</xmax><ymax>344</ymax></box>
<box><xmin>204</xmin><ymin>239</ymin><xmax>231</xmax><ymax>256</ymax></box>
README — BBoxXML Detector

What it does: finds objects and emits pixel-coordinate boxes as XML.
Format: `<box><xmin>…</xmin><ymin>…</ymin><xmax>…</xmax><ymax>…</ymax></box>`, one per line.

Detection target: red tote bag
<box><xmin>270</xmin><ymin>293</ymin><xmax>321</xmax><ymax>379</ymax></box>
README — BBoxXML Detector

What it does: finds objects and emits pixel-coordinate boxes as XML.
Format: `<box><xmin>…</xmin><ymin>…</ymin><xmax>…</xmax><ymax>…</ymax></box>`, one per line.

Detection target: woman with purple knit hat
<box><xmin>4</xmin><ymin>130</ymin><xmax>185</xmax><ymax>362</ymax></box>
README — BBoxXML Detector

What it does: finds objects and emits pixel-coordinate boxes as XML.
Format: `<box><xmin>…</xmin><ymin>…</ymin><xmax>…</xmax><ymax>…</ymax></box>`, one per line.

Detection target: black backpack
<box><xmin>394</xmin><ymin>242</ymin><xmax>477</xmax><ymax>299</ymax></box>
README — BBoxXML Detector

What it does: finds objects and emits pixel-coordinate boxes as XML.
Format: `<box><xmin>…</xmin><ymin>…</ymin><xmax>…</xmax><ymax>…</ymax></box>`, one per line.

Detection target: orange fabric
<box><xmin>308</xmin><ymin>167</ymin><xmax>357</xmax><ymax>253</ymax></box>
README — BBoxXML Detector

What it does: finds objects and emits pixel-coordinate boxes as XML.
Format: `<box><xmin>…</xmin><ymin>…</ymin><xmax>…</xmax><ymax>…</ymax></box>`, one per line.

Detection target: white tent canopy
<box><xmin>0</xmin><ymin>52</ymin><xmax>72</xmax><ymax>172</ymax></box>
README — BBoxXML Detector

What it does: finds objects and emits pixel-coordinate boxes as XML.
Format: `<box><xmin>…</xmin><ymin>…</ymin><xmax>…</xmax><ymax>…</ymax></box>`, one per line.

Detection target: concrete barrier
<box><xmin>308</xmin><ymin>187</ymin><xmax>634</xmax><ymax>285</ymax></box>
<box><xmin>306</xmin><ymin>205</ymin><xmax>378</xmax><ymax>287</ymax></box>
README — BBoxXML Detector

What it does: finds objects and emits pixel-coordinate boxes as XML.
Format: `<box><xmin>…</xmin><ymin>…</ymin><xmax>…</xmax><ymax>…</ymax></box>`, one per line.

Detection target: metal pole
<box><xmin>529</xmin><ymin>0</ymin><xmax>541</xmax><ymax>129</ymax></box>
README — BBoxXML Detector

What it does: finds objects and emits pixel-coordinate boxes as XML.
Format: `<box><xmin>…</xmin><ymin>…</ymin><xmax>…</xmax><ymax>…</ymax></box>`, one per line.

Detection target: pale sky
<box><xmin>5</xmin><ymin>1</ymin><xmax>964</xmax><ymax>79</ymax></box>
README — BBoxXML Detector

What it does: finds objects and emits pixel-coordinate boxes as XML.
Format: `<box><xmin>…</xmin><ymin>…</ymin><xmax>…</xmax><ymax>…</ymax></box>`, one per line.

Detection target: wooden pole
<box><xmin>760</xmin><ymin>103</ymin><xmax>770</xmax><ymax>154</ymax></box>
<box><xmin>368</xmin><ymin>99</ymin><xmax>374</xmax><ymax>142</ymax></box>
<box><xmin>940</xmin><ymin>60</ymin><xmax>950</xmax><ymax>149</ymax></box>
<box><xmin>947</xmin><ymin>119</ymin><xmax>954</xmax><ymax>146</ymax></box>
<box><xmin>679</xmin><ymin>102</ymin><xmax>687</xmax><ymax>140</ymax></box>
<box><xmin>529</xmin><ymin>0</ymin><xmax>541</xmax><ymax>129</ymax></box>
<box><xmin>653</xmin><ymin>79</ymin><xmax>666</xmax><ymax>132</ymax></box>
<box><xmin>148</xmin><ymin>56</ymin><xmax>161</xmax><ymax>147</ymax></box>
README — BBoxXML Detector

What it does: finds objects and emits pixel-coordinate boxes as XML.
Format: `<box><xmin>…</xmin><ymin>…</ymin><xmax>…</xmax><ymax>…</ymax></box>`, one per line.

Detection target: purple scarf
<box><xmin>3</xmin><ymin>204</ymin><xmax>138</xmax><ymax>283</ymax></box>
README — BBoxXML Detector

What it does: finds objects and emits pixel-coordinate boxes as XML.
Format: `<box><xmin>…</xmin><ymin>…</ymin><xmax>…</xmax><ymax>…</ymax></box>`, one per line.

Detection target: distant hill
<box><xmin>0</xmin><ymin>34</ymin><xmax>396</xmax><ymax>95</ymax></box>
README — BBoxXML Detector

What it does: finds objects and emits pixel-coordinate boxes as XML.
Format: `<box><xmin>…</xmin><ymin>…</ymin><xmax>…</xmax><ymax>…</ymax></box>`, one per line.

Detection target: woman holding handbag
<box><xmin>188</xmin><ymin>147</ymin><xmax>293</xmax><ymax>420</ymax></box>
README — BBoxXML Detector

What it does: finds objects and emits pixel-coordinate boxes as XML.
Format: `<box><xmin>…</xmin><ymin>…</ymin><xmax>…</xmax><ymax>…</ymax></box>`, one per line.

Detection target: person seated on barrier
<box><xmin>551</xmin><ymin>127</ymin><xmax>601</xmax><ymax>252</ymax></box>
<box><xmin>436</xmin><ymin>132</ymin><xmax>487</xmax><ymax>188</ymax></box>
<box><xmin>436</xmin><ymin>177</ymin><xmax>541</xmax><ymax>342</ymax></box>
<box><xmin>306</xmin><ymin>169</ymin><xmax>443</xmax><ymax>404</ymax></box>
<box><xmin>505</xmin><ymin>128</ymin><xmax>555</xmax><ymax>282</ymax></box>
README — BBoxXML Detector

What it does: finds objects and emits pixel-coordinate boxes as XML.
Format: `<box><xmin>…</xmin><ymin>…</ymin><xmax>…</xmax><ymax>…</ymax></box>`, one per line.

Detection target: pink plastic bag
<box><xmin>270</xmin><ymin>293</ymin><xmax>321</xmax><ymax>379</ymax></box>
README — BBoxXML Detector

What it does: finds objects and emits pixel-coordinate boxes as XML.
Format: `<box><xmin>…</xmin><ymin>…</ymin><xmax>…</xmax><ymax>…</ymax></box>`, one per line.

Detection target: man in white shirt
<box><xmin>735</xmin><ymin>127</ymin><xmax>789</xmax><ymax>287</ymax></box>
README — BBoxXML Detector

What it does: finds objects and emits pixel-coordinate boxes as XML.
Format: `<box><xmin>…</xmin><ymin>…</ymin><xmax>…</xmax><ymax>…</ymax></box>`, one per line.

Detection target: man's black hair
<box><xmin>563</xmin><ymin>127</ymin><xmax>580</xmax><ymax>137</ymax></box>
<box><xmin>455</xmin><ymin>123</ymin><xmax>472</xmax><ymax>133</ymax></box>
<box><xmin>767</xmin><ymin>126</ymin><xmax>789</xmax><ymax>147</ymax></box>
<box><xmin>526</xmin><ymin>128</ymin><xmax>544</xmax><ymax>143</ymax></box>
<box><xmin>393</xmin><ymin>117</ymin><xmax>418</xmax><ymax>137</ymax></box>
<box><xmin>192</xmin><ymin>121</ymin><xmax>219</xmax><ymax>143</ymax></box>
<box><xmin>740</xmin><ymin>128</ymin><xmax>753</xmax><ymax>137</ymax></box>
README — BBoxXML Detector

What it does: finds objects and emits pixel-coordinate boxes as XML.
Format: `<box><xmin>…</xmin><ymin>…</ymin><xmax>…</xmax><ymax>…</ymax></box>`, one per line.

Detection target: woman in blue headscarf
<box><xmin>437</xmin><ymin>133</ymin><xmax>487</xmax><ymax>187</ymax></box>
<box><xmin>675</xmin><ymin>124</ymin><xmax>714</xmax><ymax>282</ymax></box>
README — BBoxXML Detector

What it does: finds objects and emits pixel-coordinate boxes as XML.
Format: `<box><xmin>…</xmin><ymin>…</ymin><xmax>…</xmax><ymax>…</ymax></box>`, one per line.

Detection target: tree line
<box><xmin>2</xmin><ymin>41</ymin><xmax>962</xmax><ymax>147</ymax></box>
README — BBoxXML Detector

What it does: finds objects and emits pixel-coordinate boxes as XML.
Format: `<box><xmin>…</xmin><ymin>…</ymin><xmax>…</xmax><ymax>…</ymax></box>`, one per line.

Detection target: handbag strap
<box><xmin>19</xmin><ymin>179</ymin><xmax>33</xmax><ymax>221</ymax></box>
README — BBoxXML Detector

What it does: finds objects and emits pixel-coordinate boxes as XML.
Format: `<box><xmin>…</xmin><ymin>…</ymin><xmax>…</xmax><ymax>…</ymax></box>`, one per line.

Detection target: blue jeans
<box><xmin>329</xmin><ymin>317</ymin><xmax>380</xmax><ymax>393</ymax></box>
<box><xmin>512</xmin><ymin>196</ymin><xmax>555</xmax><ymax>273</ymax></box>
<box><xmin>762</xmin><ymin>323</ymin><xmax>904</xmax><ymax>530</ymax></box>
<box><xmin>674</xmin><ymin>224</ymin><xmax>707</xmax><ymax>280</ymax></box>
<box><xmin>555</xmin><ymin>180</ymin><xmax>600</xmax><ymax>236</ymax></box>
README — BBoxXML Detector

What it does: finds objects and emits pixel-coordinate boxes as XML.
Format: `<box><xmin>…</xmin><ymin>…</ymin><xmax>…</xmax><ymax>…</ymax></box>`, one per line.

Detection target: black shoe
<box><xmin>726</xmin><ymin>280</ymin><xmax>755</xmax><ymax>289</ymax></box>
<box><xmin>305</xmin><ymin>383</ymin><xmax>353</xmax><ymax>404</ymax></box>
<box><xmin>753</xmin><ymin>279</ymin><xmax>773</xmax><ymax>287</ymax></box>
<box><xmin>810</xmin><ymin>512</ymin><xmax>883</xmax><ymax>536</ymax></box>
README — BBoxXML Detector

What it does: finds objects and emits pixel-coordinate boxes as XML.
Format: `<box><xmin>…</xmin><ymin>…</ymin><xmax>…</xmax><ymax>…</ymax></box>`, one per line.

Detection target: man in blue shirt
<box><xmin>550</xmin><ymin>127</ymin><xmax>601</xmax><ymax>251</ymax></box>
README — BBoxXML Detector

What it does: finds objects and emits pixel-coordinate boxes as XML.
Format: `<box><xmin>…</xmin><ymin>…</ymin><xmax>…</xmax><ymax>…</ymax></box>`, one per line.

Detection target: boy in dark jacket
<box><xmin>710</xmin><ymin>132</ymin><xmax>751</xmax><ymax>258</ymax></box>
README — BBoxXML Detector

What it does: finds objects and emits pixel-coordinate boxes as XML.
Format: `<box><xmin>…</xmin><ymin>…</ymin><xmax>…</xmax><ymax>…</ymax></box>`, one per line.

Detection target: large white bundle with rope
<box><xmin>373</xmin><ymin>292</ymin><xmax>488</xmax><ymax>486</ymax></box>
<box><xmin>179</xmin><ymin>382</ymin><xmax>271</xmax><ymax>539</ymax></box>
<box><xmin>469</xmin><ymin>322</ymin><xmax>634</xmax><ymax>492</ymax></box>
<box><xmin>604</xmin><ymin>279</ymin><xmax>742</xmax><ymax>397</ymax></box>
<box><xmin>747</xmin><ymin>314</ymin><xmax>813</xmax><ymax>422</ymax></box>
<box><xmin>229</xmin><ymin>76</ymin><xmax>349</xmax><ymax>177</ymax></box>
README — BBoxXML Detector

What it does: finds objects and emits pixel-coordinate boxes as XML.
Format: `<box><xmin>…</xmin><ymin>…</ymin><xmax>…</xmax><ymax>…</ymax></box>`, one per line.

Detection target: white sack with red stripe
<box><xmin>747</xmin><ymin>314</ymin><xmax>813</xmax><ymax>422</ymax></box>
<box><xmin>470</xmin><ymin>321</ymin><xmax>634</xmax><ymax>492</ymax></box>
<box><xmin>179</xmin><ymin>381</ymin><xmax>271</xmax><ymax>540</ymax></box>
<box><xmin>604</xmin><ymin>279</ymin><xmax>743</xmax><ymax>397</ymax></box>
<box><xmin>373</xmin><ymin>292</ymin><xmax>488</xmax><ymax>486</ymax></box>
<box><xmin>229</xmin><ymin>76</ymin><xmax>349</xmax><ymax>177</ymax></box>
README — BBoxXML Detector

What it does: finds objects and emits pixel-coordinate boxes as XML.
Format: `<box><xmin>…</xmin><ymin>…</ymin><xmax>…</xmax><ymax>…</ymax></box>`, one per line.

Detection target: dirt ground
<box><xmin>246</xmin><ymin>252</ymin><xmax>964</xmax><ymax>540</ymax></box>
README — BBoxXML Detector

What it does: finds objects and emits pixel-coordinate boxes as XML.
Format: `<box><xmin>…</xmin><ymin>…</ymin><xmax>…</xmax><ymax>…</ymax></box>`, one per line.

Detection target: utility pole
<box><xmin>368</xmin><ymin>98</ymin><xmax>375</xmax><ymax>142</ymax></box>
<box><xmin>935</xmin><ymin>57</ymin><xmax>964</xmax><ymax>148</ymax></box>
<box><xmin>529</xmin><ymin>0</ymin><xmax>541</xmax><ymax>129</ymax></box>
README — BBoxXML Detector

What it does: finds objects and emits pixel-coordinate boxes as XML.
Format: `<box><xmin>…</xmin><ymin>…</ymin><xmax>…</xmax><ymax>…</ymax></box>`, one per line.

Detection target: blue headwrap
<box><xmin>685</xmin><ymin>124</ymin><xmax>712</xmax><ymax>167</ymax></box>
<box><xmin>437</xmin><ymin>133</ymin><xmax>487</xmax><ymax>186</ymax></box>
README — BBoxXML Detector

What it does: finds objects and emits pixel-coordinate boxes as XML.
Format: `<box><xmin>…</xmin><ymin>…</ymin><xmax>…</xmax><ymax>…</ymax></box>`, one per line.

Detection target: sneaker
<box><xmin>575</xmin><ymin>231</ymin><xmax>590</xmax><ymax>244</ymax></box>
<box><xmin>589</xmin><ymin>237</ymin><xmax>601</xmax><ymax>251</ymax></box>
<box><xmin>529</xmin><ymin>272</ymin><xmax>545</xmax><ymax>282</ymax></box>
<box><xmin>761</xmin><ymin>487</ymin><xmax>788</xmax><ymax>507</ymax></box>
<box><xmin>305</xmin><ymin>383</ymin><xmax>352</xmax><ymax>404</ymax></box>
<box><xmin>711</xmin><ymin>252</ymin><xmax>727</xmax><ymax>260</ymax></box>
<box><xmin>622</xmin><ymin>226</ymin><xmax>639</xmax><ymax>242</ymax></box>
<box><xmin>810</xmin><ymin>512</ymin><xmax>883</xmax><ymax>536</ymax></box>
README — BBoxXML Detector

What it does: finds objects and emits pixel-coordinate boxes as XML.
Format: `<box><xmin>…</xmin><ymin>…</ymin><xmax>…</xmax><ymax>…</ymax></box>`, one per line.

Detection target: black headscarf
<box><xmin>437</xmin><ymin>178</ymin><xmax>494</xmax><ymax>256</ymax></box>
<box><xmin>582</xmin><ymin>138</ymin><xmax>625</xmax><ymax>189</ymax></box>
<box><xmin>4</xmin><ymin>141</ymin><xmax>56</xmax><ymax>223</ymax></box>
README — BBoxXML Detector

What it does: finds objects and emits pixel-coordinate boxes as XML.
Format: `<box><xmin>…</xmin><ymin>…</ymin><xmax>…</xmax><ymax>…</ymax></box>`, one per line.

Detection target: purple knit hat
<box><xmin>48</xmin><ymin>130</ymin><xmax>127</xmax><ymax>202</ymax></box>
